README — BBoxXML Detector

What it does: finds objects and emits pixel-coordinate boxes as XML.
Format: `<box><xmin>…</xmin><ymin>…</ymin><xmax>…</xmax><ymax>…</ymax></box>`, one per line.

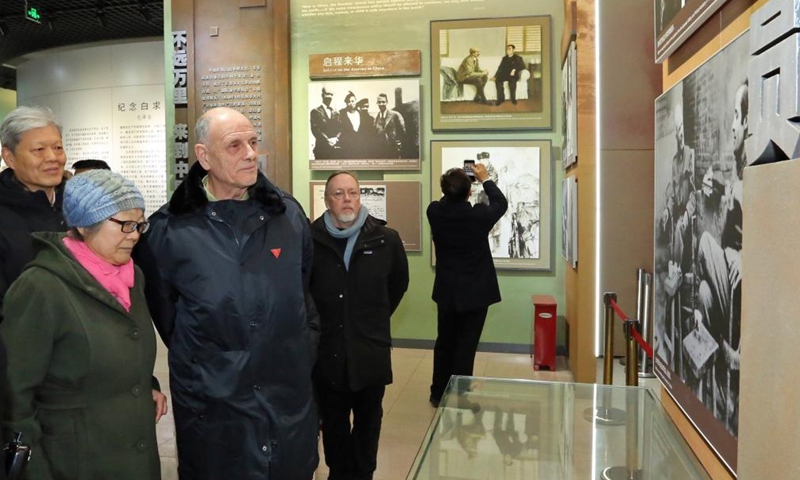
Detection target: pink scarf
<box><xmin>63</xmin><ymin>237</ymin><xmax>134</xmax><ymax>312</ymax></box>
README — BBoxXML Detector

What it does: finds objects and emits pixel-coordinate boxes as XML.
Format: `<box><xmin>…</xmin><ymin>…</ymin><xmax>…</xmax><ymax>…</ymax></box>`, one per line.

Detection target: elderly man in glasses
<box><xmin>0</xmin><ymin>106</ymin><xmax>69</xmax><ymax>320</ymax></box>
<box><xmin>309</xmin><ymin>171</ymin><xmax>409</xmax><ymax>480</ymax></box>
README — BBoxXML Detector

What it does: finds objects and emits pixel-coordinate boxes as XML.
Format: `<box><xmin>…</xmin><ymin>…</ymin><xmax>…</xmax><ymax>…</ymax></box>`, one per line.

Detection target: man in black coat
<box><xmin>137</xmin><ymin>107</ymin><xmax>319</xmax><ymax>479</ymax></box>
<box><xmin>492</xmin><ymin>44</ymin><xmax>527</xmax><ymax>106</ymax></box>
<box><xmin>0</xmin><ymin>106</ymin><xmax>68</xmax><ymax>320</ymax></box>
<box><xmin>309</xmin><ymin>171</ymin><xmax>409</xmax><ymax>480</ymax></box>
<box><xmin>310</xmin><ymin>86</ymin><xmax>341</xmax><ymax>160</ymax></box>
<box><xmin>427</xmin><ymin>163</ymin><xmax>508</xmax><ymax>407</ymax></box>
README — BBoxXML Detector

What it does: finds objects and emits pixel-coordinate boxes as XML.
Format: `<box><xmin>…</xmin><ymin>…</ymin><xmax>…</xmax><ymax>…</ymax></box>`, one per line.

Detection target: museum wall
<box><xmin>0</xmin><ymin>88</ymin><xmax>16</xmax><ymax>128</ymax></box>
<box><xmin>14</xmin><ymin>39</ymin><xmax>168</xmax><ymax>217</ymax></box>
<box><xmin>170</xmin><ymin>0</ymin><xmax>291</xmax><ymax>190</ymax></box>
<box><xmin>289</xmin><ymin>0</ymin><xmax>567</xmax><ymax>349</ymax></box>
<box><xmin>564</xmin><ymin>0</ymin><xmax>661</xmax><ymax>382</ymax></box>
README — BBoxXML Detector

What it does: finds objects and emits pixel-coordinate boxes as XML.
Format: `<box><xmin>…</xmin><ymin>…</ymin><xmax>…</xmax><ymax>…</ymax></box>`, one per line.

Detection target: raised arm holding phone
<box><xmin>426</xmin><ymin>161</ymin><xmax>508</xmax><ymax>407</ymax></box>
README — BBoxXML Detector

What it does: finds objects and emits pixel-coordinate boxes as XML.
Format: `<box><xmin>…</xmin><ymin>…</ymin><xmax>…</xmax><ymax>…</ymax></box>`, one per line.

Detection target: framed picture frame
<box><xmin>561</xmin><ymin>176</ymin><xmax>577</xmax><ymax>268</ymax></box>
<box><xmin>561</xmin><ymin>39</ymin><xmax>577</xmax><ymax>169</ymax></box>
<box><xmin>430</xmin><ymin>139</ymin><xmax>553</xmax><ymax>271</ymax></box>
<box><xmin>307</xmin><ymin>78</ymin><xmax>421</xmax><ymax>171</ymax></box>
<box><xmin>654</xmin><ymin>0</ymin><xmax>726</xmax><ymax>63</ymax></box>
<box><xmin>430</xmin><ymin>16</ymin><xmax>552</xmax><ymax>131</ymax></box>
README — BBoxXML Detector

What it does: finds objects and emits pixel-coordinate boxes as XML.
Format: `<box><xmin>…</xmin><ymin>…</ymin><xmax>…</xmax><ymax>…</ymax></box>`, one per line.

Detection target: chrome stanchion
<box><xmin>624</xmin><ymin>319</ymin><xmax>639</xmax><ymax>387</ymax></box>
<box><xmin>601</xmin><ymin>389</ymin><xmax>642</xmax><ymax>480</ymax></box>
<box><xmin>584</xmin><ymin>293</ymin><xmax>626</xmax><ymax>426</ymax></box>
<box><xmin>637</xmin><ymin>270</ymin><xmax>655</xmax><ymax>378</ymax></box>
<box><xmin>603</xmin><ymin>292</ymin><xmax>616</xmax><ymax>385</ymax></box>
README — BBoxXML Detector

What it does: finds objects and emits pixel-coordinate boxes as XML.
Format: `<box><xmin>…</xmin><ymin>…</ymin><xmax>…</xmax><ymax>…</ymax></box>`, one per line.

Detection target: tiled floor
<box><xmin>154</xmin><ymin>341</ymin><xmax>658</xmax><ymax>480</ymax></box>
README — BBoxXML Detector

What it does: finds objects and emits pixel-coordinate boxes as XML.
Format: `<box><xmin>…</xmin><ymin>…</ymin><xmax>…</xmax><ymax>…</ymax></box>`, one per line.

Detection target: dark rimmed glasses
<box><xmin>108</xmin><ymin>217</ymin><xmax>150</xmax><ymax>234</ymax></box>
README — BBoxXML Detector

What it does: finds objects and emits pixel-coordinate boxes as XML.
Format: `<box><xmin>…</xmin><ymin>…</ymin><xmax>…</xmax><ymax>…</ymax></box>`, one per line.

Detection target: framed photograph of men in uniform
<box><xmin>430</xmin><ymin>16</ymin><xmax>552</xmax><ymax>131</ymax></box>
<box><xmin>308</xmin><ymin>78</ymin><xmax>420</xmax><ymax>171</ymax></box>
<box><xmin>430</xmin><ymin>139</ymin><xmax>553</xmax><ymax>271</ymax></box>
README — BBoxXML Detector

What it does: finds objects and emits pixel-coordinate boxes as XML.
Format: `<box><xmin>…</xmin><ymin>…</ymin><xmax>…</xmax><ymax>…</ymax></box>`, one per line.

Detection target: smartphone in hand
<box><xmin>463</xmin><ymin>159</ymin><xmax>476</xmax><ymax>181</ymax></box>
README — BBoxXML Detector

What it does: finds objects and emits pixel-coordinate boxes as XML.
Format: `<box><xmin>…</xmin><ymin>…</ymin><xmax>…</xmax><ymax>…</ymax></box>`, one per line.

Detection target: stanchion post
<box><xmin>625</xmin><ymin>388</ymin><xmax>641</xmax><ymax>478</ymax></box>
<box><xmin>601</xmin><ymin>389</ymin><xmax>642</xmax><ymax>480</ymax></box>
<box><xmin>624</xmin><ymin>319</ymin><xmax>639</xmax><ymax>387</ymax></box>
<box><xmin>603</xmin><ymin>292</ymin><xmax>617</xmax><ymax>385</ymax></box>
<box><xmin>638</xmin><ymin>271</ymin><xmax>655</xmax><ymax>378</ymax></box>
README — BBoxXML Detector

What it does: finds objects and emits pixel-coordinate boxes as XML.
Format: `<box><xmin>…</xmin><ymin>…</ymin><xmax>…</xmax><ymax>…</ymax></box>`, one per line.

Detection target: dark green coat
<box><xmin>1</xmin><ymin>232</ymin><xmax>160</xmax><ymax>480</ymax></box>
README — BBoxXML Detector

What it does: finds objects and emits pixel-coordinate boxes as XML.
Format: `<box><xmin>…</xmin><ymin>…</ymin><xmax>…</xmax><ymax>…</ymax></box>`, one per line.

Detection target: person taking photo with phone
<box><xmin>426</xmin><ymin>162</ymin><xmax>508</xmax><ymax>407</ymax></box>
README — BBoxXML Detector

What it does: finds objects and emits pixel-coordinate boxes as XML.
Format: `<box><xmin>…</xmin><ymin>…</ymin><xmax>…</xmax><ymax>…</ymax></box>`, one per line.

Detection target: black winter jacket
<box><xmin>309</xmin><ymin>214</ymin><xmax>409</xmax><ymax>392</ymax></box>
<box><xmin>135</xmin><ymin>162</ymin><xmax>319</xmax><ymax>480</ymax></box>
<box><xmin>0</xmin><ymin>168</ymin><xmax>66</xmax><ymax>320</ymax></box>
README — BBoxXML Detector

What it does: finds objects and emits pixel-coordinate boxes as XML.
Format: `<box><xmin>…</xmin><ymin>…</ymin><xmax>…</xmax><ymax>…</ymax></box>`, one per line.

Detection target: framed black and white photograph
<box><xmin>561</xmin><ymin>176</ymin><xmax>577</xmax><ymax>268</ymax></box>
<box><xmin>430</xmin><ymin>139</ymin><xmax>553</xmax><ymax>271</ymax></box>
<box><xmin>308</xmin><ymin>78</ymin><xmax>420</xmax><ymax>170</ymax></box>
<box><xmin>561</xmin><ymin>39</ymin><xmax>577</xmax><ymax>169</ymax></box>
<box><xmin>653</xmin><ymin>31</ymin><xmax>749</xmax><ymax>472</ymax></box>
<box><xmin>654</xmin><ymin>0</ymin><xmax>726</xmax><ymax>63</ymax></box>
<box><xmin>431</xmin><ymin>16</ymin><xmax>552</xmax><ymax>131</ymax></box>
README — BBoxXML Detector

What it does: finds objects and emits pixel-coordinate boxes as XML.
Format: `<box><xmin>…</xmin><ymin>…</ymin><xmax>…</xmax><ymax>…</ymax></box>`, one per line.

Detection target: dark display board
<box><xmin>310</xmin><ymin>181</ymin><xmax>422</xmax><ymax>252</ymax></box>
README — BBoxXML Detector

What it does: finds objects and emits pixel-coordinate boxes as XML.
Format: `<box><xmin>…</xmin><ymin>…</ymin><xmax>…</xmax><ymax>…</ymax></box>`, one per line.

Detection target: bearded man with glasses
<box><xmin>309</xmin><ymin>171</ymin><xmax>409</xmax><ymax>480</ymax></box>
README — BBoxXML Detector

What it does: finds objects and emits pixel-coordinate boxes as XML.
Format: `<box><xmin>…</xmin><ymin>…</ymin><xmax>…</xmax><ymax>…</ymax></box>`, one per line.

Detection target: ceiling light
<box><xmin>0</xmin><ymin>20</ymin><xmax>7</xmax><ymax>37</ymax></box>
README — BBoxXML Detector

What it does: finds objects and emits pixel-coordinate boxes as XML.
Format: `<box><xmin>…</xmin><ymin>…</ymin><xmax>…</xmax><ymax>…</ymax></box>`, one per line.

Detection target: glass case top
<box><xmin>407</xmin><ymin>376</ymin><xmax>710</xmax><ymax>480</ymax></box>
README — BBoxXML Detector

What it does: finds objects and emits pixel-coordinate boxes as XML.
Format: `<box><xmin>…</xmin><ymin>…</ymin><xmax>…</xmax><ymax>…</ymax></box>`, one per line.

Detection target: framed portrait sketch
<box><xmin>430</xmin><ymin>16</ymin><xmax>552</xmax><ymax>131</ymax></box>
<box><xmin>307</xmin><ymin>78</ymin><xmax>420</xmax><ymax>171</ymax></box>
<box><xmin>561</xmin><ymin>39</ymin><xmax>577</xmax><ymax>169</ymax></box>
<box><xmin>430</xmin><ymin>139</ymin><xmax>553</xmax><ymax>271</ymax></box>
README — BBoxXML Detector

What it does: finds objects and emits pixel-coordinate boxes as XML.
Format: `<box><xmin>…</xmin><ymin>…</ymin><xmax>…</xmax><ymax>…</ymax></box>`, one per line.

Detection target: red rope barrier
<box><xmin>609</xmin><ymin>299</ymin><xmax>654</xmax><ymax>360</ymax></box>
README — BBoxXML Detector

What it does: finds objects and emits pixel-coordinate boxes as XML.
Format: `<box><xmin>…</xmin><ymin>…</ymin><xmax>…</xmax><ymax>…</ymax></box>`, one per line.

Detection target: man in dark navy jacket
<box><xmin>427</xmin><ymin>163</ymin><xmax>508</xmax><ymax>407</ymax></box>
<box><xmin>138</xmin><ymin>107</ymin><xmax>319</xmax><ymax>479</ymax></box>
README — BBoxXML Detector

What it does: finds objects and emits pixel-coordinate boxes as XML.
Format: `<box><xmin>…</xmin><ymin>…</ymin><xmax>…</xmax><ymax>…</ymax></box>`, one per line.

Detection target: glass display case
<box><xmin>407</xmin><ymin>377</ymin><xmax>710</xmax><ymax>480</ymax></box>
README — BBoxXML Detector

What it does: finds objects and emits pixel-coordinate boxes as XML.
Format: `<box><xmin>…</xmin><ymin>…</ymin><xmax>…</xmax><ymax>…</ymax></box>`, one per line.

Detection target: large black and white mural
<box><xmin>653</xmin><ymin>31</ymin><xmax>749</xmax><ymax>471</ymax></box>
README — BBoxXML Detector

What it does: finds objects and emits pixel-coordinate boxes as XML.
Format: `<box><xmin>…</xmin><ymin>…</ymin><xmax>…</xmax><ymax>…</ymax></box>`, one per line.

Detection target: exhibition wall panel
<box><xmin>290</xmin><ymin>0</ymin><xmax>566</xmax><ymax>348</ymax></box>
<box><xmin>16</xmin><ymin>40</ymin><xmax>168</xmax><ymax>217</ymax></box>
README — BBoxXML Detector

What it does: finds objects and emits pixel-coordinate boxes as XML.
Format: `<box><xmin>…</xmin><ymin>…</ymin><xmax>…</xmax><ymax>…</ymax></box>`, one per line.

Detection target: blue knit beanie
<box><xmin>63</xmin><ymin>170</ymin><xmax>145</xmax><ymax>227</ymax></box>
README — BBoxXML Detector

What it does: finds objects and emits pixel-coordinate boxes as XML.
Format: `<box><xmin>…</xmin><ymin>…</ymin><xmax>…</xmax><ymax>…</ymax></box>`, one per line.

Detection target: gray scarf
<box><xmin>323</xmin><ymin>205</ymin><xmax>369</xmax><ymax>270</ymax></box>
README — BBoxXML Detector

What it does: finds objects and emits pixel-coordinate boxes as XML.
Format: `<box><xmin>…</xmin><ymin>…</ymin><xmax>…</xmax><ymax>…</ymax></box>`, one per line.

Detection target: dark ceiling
<box><xmin>0</xmin><ymin>0</ymin><xmax>164</xmax><ymax>90</ymax></box>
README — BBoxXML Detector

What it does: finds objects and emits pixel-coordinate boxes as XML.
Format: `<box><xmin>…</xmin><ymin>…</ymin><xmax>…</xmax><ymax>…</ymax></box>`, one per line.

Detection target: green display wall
<box><xmin>290</xmin><ymin>0</ymin><xmax>566</xmax><ymax>349</ymax></box>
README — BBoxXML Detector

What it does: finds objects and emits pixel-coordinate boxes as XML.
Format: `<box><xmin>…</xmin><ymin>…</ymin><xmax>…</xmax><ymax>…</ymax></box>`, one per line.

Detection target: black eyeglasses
<box><xmin>108</xmin><ymin>217</ymin><xmax>150</xmax><ymax>234</ymax></box>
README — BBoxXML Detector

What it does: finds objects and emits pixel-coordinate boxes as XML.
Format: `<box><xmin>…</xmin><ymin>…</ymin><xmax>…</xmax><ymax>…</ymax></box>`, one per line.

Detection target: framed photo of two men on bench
<box><xmin>431</xmin><ymin>16</ymin><xmax>552</xmax><ymax>131</ymax></box>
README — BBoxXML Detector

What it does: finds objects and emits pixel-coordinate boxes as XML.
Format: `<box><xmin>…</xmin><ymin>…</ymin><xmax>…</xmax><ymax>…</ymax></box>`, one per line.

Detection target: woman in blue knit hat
<box><xmin>1</xmin><ymin>169</ymin><xmax>164</xmax><ymax>480</ymax></box>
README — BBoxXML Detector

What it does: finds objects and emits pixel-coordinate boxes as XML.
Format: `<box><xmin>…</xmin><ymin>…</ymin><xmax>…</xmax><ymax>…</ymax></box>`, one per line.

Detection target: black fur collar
<box><xmin>168</xmin><ymin>161</ymin><xmax>287</xmax><ymax>216</ymax></box>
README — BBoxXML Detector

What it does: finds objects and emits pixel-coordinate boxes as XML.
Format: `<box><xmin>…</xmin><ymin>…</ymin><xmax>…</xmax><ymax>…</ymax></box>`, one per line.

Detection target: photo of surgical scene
<box><xmin>440</xmin><ymin>146</ymin><xmax>541</xmax><ymax>260</ymax></box>
<box><xmin>308</xmin><ymin>79</ymin><xmax>420</xmax><ymax>161</ymax></box>
<box><xmin>653</xmin><ymin>32</ymin><xmax>748</xmax><ymax>438</ymax></box>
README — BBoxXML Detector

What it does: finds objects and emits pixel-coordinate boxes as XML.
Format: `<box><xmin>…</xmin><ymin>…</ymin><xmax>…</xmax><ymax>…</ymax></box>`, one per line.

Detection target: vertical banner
<box><xmin>174</xmin><ymin>123</ymin><xmax>189</xmax><ymax>187</ymax></box>
<box><xmin>172</xmin><ymin>31</ymin><xmax>189</xmax><ymax>107</ymax></box>
<box><xmin>172</xmin><ymin>30</ymin><xmax>189</xmax><ymax>188</ymax></box>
